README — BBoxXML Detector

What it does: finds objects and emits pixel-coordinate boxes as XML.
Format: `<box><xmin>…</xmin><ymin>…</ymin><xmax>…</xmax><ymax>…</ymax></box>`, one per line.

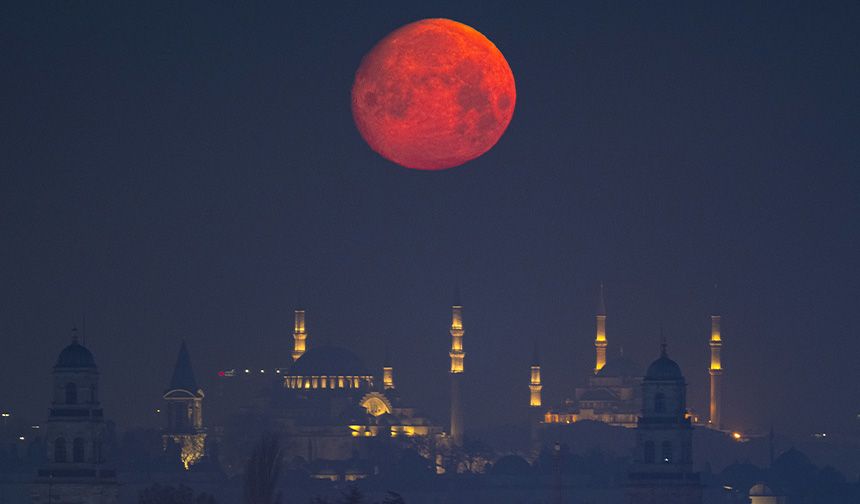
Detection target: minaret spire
<box><xmin>449</xmin><ymin>288</ymin><xmax>465</xmax><ymax>445</ymax></box>
<box><xmin>708</xmin><ymin>284</ymin><xmax>723</xmax><ymax>429</ymax></box>
<box><xmin>529</xmin><ymin>340</ymin><xmax>542</xmax><ymax>407</ymax></box>
<box><xmin>292</xmin><ymin>305</ymin><xmax>307</xmax><ymax>362</ymax></box>
<box><xmin>594</xmin><ymin>283</ymin><xmax>608</xmax><ymax>373</ymax></box>
<box><xmin>383</xmin><ymin>341</ymin><xmax>395</xmax><ymax>390</ymax></box>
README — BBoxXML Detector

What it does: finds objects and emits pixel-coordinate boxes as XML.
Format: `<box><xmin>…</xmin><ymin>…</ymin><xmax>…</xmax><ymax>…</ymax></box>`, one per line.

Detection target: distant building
<box><xmin>162</xmin><ymin>341</ymin><xmax>206</xmax><ymax>470</ymax></box>
<box><xmin>626</xmin><ymin>343</ymin><xmax>702</xmax><ymax>504</ymax></box>
<box><xmin>218</xmin><ymin>304</ymin><xmax>446</xmax><ymax>480</ymax></box>
<box><xmin>544</xmin><ymin>285</ymin><xmax>642</xmax><ymax>428</ymax></box>
<box><xmin>748</xmin><ymin>483</ymin><xmax>786</xmax><ymax>504</ymax></box>
<box><xmin>31</xmin><ymin>333</ymin><xmax>118</xmax><ymax>504</ymax></box>
<box><xmin>541</xmin><ymin>285</ymin><xmax>720</xmax><ymax>431</ymax></box>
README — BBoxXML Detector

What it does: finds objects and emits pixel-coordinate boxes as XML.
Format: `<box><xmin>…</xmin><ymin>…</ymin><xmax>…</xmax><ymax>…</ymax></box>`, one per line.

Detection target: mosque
<box><xmin>210</xmin><ymin>302</ymin><xmax>461</xmax><ymax>479</ymax></box>
<box><xmin>531</xmin><ymin>285</ymin><xmax>725</xmax><ymax>433</ymax></box>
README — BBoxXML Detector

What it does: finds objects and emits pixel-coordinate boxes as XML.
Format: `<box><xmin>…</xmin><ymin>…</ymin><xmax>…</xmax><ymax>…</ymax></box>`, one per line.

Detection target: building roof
<box><xmin>644</xmin><ymin>345</ymin><xmax>684</xmax><ymax>381</ymax></box>
<box><xmin>595</xmin><ymin>356</ymin><xmax>641</xmax><ymax>378</ymax></box>
<box><xmin>168</xmin><ymin>341</ymin><xmax>199</xmax><ymax>392</ymax></box>
<box><xmin>54</xmin><ymin>341</ymin><xmax>97</xmax><ymax>369</ymax></box>
<box><xmin>749</xmin><ymin>483</ymin><xmax>776</xmax><ymax>496</ymax></box>
<box><xmin>289</xmin><ymin>346</ymin><xmax>369</xmax><ymax>376</ymax></box>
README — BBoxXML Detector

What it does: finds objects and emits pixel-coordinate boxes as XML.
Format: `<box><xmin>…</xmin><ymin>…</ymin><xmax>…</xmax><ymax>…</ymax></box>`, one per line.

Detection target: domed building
<box><xmin>626</xmin><ymin>343</ymin><xmax>702</xmax><ymax>504</ymax></box>
<box><xmin>748</xmin><ymin>482</ymin><xmax>785</xmax><ymax>504</ymax></box>
<box><xmin>220</xmin><ymin>308</ymin><xmax>444</xmax><ymax>481</ymax></box>
<box><xmin>31</xmin><ymin>332</ymin><xmax>118</xmax><ymax>504</ymax></box>
<box><xmin>544</xmin><ymin>288</ymin><xmax>643</xmax><ymax>428</ymax></box>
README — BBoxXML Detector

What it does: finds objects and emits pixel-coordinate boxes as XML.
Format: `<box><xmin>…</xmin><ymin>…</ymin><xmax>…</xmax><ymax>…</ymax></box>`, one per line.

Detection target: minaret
<box><xmin>449</xmin><ymin>287</ymin><xmax>465</xmax><ymax>445</ymax></box>
<box><xmin>383</xmin><ymin>344</ymin><xmax>395</xmax><ymax>390</ymax></box>
<box><xmin>529</xmin><ymin>341</ymin><xmax>542</xmax><ymax>407</ymax></box>
<box><xmin>708</xmin><ymin>313</ymin><xmax>723</xmax><ymax>429</ymax></box>
<box><xmin>594</xmin><ymin>283</ymin><xmax>607</xmax><ymax>373</ymax></box>
<box><xmin>292</xmin><ymin>307</ymin><xmax>307</xmax><ymax>362</ymax></box>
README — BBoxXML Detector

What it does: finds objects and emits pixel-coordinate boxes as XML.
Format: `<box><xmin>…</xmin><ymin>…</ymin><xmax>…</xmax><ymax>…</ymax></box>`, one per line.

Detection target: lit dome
<box><xmin>54</xmin><ymin>341</ymin><xmax>97</xmax><ymax>369</ymax></box>
<box><xmin>749</xmin><ymin>483</ymin><xmax>775</xmax><ymax>496</ymax></box>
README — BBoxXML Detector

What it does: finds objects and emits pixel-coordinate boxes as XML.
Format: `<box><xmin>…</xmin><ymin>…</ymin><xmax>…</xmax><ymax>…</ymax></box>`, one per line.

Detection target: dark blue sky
<box><xmin>1</xmin><ymin>2</ymin><xmax>858</xmax><ymax>438</ymax></box>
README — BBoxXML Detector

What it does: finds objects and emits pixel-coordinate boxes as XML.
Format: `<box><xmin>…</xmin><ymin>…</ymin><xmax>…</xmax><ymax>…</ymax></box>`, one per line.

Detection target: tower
<box><xmin>594</xmin><ymin>283</ymin><xmax>607</xmax><ymax>373</ymax></box>
<box><xmin>31</xmin><ymin>330</ymin><xmax>118</xmax><ymax>504</ymax></box>
<box><xmin>626</xmin><ymin>343</ymin><xmax>702</xmax><ymax>504</ymax></box>
<box><xmin>529</xmin><ymin>342</ymin><xmax>542</xmax><ymax>408</ymax></box>
<box><xmin>162</xmin><ymin>341</ymin><xmax>206</xmax><ymax>470</ymax></box>
<box><xmin>708</xmin><ymin>314</ymin><xmax>723</xmax><ymax>429</ymax></box>
<box><xmin>449</xmin><ymin>289</ymin><xmax>465</xmax><ymax>445</ymax></box>
<box><xmin>529</xmin><ymin>341</ymin><xmax>543</xmax><ymax>457</ymax></box>
<box><xmin>383</xmin><ymin>344</ymin><xmax>395</xmax><ymax>390</ymax></box>
<box><xmin>292</xmin><ymin>307</ymin><xmax>307</xmax><ymax>362</ymax></box>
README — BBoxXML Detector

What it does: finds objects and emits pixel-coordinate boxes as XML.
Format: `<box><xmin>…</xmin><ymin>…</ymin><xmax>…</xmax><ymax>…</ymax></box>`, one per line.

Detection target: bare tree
<box><xmin>243</xmin><ymin>432</ymin><xmax>283</xmax><ymax>504</ymax></box>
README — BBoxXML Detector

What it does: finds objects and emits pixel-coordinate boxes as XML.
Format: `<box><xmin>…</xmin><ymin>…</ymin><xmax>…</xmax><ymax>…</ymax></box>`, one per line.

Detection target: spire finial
<box><xmin>71</xmin><ymin>325</ymin><xmax>79</xmax><ymax>344</ymax></box>
<box><xmin>453</xmin><ymin>281</ymin><xmax>462</xmax><ymax>307</ymax></box>
<box><xmin>532</xmin><ymin>339</ymin><xmax>540</xmax><ymax>365</ymax></box>
<box><xmin>597</xmin><ymin>282</ymin><xmax>606</xmax><ymax>316</ymax></box>
<box><xmin>659</xmin><ymin>327</ymin><xmax>667</xmax><ymax>357</ymax></box>
<box><xmin>383</xmin><ymin>339</ymin><xmax>392</xmax><ymax>367</ymax></box>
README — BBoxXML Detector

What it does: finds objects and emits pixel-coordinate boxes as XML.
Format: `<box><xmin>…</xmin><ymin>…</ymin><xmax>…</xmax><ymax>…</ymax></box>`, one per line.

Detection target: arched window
<box><xmin>73</xmin><ymin>438</ymin><xmax>85</xmax><ymax>462</ymax></box>
<box><xmin>654</xmin><ymin>392</ymin><xmax>665</xmax><ymax>413</ymax></box>
<box><xmin>54</xmin><ymin>437</ymin><xmax>67</xmax><ymax>463</ymax></box>
<box><xmin>661</xmin><ymin>441</ymin><xmax>673</xmax><ymax>463</ymax></box>
<box><xmin>65</xmin><ymin>382</ymin><xmax>78</xmax><ymax>405</ymax></box>
<box><xmin>643</xmin><ymin>441</ymin><xmax>655</xmax><ymax>463</ymax></box>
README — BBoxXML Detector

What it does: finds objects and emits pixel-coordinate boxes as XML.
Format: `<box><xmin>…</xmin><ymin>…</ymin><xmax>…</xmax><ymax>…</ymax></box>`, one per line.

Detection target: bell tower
<box><xmin>32</xmin><ymin>330</ymin><xmax>118</xmax><ymax>504</ymax></box>
<box><xmin>627</xmin><ymin>343</ymin><xmax>702</xmax><ymax>504</ymax></box>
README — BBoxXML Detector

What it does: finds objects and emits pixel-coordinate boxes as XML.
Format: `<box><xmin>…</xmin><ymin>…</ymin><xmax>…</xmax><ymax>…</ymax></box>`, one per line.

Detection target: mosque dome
<box><xmin>289</xmin><ymin>346</ymin><xmax>369</xmax><ymax>377</ymax></box>
<box><xmin>596</xmin><ymin>357</ymin><xmax>641</xmax><ymax>378</ymax></box>
<box><xmin>54</xmin><ymin>341</ymin><xmax>97</xmax><ymax>369</ymax></box>
<box><xmin>644</xmin><ymin>347</ymin><xmax>683</xmax><ymax>381</ymax></box>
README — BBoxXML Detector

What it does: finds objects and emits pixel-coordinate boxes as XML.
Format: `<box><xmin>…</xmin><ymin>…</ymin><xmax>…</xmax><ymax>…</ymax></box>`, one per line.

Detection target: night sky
<box><xmin>2</xmin><ymin>2</ymin><xmax>858</xmax><ymax>439</ymax></box>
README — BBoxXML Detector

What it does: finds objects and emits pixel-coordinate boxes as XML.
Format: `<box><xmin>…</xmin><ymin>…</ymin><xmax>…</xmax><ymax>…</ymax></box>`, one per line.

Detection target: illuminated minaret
<box><xmin>529</xmin><ymin>342</ymin><xmax>542</xmax><ymax>408</ymax></box>
<box><xmin>594</xmin><ymin>283</ymin><xmax>608</xmax><ymax>374</ymax></box>
<box><xmin>449</xmin><ymin>288</ymin><xmax>465</xmax><ymax>445</ymax></box>
<box><xmin>292</xmin><ymin>307</ymin><xmax>307</xmax><ymax>362</ymax></box>
<box><xmin>383</xmin><ymin>344</ymin><xmax>395</xmax><ymax>390</ymax></box>
<box><xmin>708</xmin><ymin>313</ymin><xmax>723</xmax><ymax>429</ymax></box>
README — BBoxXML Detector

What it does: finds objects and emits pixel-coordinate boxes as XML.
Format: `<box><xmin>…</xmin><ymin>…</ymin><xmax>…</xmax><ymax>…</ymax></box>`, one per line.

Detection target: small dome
<box><xmin>644</xmin><ymin>347</ymin><xmax>683</xmax><ymax>381</ymax></box>
<box><xmin>749</xmin><ymin>483</ymin><xmax>775</xmax><ymax>496</ymax></box>
<box><xmin>54</xmin><ymin>341</ymin><xmax>97</xmax><ymax>369</ymax></box>
<box><xmin>596</xmin><ymin>357</ymin><xmax>642</xmax><ymax>378</ymax></box>
<box><xmin>491</xmin><ymin>455</ymin><xmax>532</xmax><ymax>476</ymax></box>
<box><xmin>289</xmin><ymin>346</ymin><xmax>368</xmax><ymax>377</ymax></box>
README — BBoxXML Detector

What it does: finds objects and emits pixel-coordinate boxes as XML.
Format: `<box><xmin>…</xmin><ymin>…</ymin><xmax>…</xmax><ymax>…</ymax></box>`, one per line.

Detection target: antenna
<box><xmin>82</xmin><ymin>313</ymin><xmax>87</xmax><ymax>347</ymax></box>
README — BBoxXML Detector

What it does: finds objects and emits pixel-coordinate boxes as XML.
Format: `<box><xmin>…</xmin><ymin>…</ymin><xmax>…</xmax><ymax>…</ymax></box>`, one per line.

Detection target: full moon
<box><xmin>351</xmin><ymin>19</ymin><xmax>516</xmax><ymax>170</ymax></box>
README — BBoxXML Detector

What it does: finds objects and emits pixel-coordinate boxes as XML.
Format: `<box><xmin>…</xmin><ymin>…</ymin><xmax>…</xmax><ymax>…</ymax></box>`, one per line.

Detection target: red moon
<box><xmin>351</xmin><ymin>19</ymin><xmax>516</xmax><ymax>170</ymax></box>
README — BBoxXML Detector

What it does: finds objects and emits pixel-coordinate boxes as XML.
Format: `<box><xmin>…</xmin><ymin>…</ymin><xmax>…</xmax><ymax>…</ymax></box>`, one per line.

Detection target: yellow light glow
<box><xmin>732</xmin><ymin>432</ymin><xmax>742</xmax><ymax>440</ymax></box>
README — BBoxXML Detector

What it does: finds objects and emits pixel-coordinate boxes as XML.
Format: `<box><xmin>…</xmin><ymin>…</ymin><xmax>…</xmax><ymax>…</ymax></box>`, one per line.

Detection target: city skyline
<box><xmin>2</xmin><ymin>0</ymin><xmax>858</xmax><ymax>464</ymax></box>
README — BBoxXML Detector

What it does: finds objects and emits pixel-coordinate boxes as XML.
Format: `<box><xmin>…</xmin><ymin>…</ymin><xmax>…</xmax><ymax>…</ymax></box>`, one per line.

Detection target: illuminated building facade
<box><xmin>31</xmin><ymin>334</ymin><xmax>118</xmax><ymax>504</ymax></box>
<box><xmin>626</xmin><ymin>344</ymin><xmax>702</xmax><ymax>504</ymax></box>
<box><xmin>292</xmin><ymin>307</ymin><xmax>307</xmax><ymax>362</ymax></box>
<box><xmin>162</xmin><ymin>341</ymin><xmax>206</xmax><ymax>470</ymax></box>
